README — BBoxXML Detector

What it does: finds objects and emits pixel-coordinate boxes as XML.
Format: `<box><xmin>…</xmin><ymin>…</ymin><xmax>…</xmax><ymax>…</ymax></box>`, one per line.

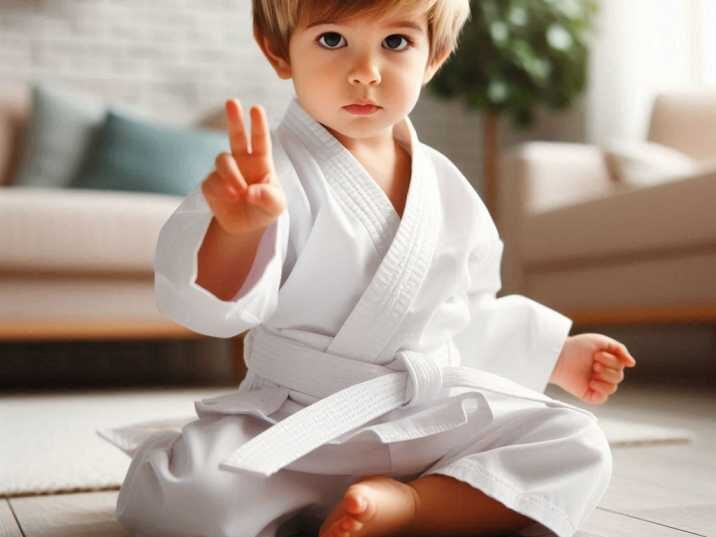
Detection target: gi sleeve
<box><xmin>154</xmin><ymin>184</ymin><xmax>290</xmax><ymax>339</ymax></box>
<box><xmin>453</xmin><ymin>230</ymin><xmax>572</xmax><ymax>394</ymax></box>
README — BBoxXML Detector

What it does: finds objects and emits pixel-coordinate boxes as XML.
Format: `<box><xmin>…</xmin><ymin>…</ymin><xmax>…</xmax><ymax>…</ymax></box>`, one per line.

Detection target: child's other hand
<box><xmin>201</xmin><ymin>99</ymin><xmax>286</xmax><ymax>236</ymax></box>
<box><xmin>551</xmin><ymin>333</ymin><xmax>637</xmax><ymax>405</ymax></box>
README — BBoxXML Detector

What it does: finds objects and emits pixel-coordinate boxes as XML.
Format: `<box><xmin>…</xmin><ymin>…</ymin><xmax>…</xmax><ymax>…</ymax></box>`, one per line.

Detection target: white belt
<box><xmin>219</xmin><ymin>326</ymin><xmax>596</xmax><ymax>476</ymax></box>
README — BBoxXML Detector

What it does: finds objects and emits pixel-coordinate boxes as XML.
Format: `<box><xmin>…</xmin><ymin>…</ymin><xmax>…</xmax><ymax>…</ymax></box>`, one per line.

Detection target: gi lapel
<box><xmin>281</xmin><ymin>98</ymin><xmax>399</xmax><ymax>261</ymax></box>
<box><xmin>325</xmin><ymin>114</ymin><xmax>439</xmax><ymax>363</ymax></box>
<box><xmin>281</xmin><ymin>97</ymin><xmax>440</xmax><ymax>363</ymax></box>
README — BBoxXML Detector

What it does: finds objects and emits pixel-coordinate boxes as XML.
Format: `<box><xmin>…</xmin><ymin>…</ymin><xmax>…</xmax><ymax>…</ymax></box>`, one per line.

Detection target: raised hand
<box><xmin>201</xmin><ymin>99</ymin><xmax>286</xmax><ymax>236</ymax></box>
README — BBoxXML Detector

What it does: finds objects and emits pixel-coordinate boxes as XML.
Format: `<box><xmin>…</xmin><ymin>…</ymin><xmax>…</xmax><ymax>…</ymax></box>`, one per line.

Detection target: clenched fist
<box><xmin>201</xmin><ymin>99</ymin><xmax>287</xmax><ymax>236</ymax></box>
<box><xmin>551</xmin><ymin>333</ymin><xmax>637</xmax><ymax>405</ymax></box>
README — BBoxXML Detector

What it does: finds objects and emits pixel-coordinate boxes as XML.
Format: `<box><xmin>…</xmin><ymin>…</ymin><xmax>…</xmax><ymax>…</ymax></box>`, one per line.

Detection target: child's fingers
<box><xmin>589</xmin><ymin>378</ymin><xmax>617</xmax><ymax>395</ymax></box>
<box><xmin>594</xmin><ymin>350</ymin><xmax>634</xmax><ymax>370</ymax></box>
<box><xmin>215</xmin><ymin>152</ymin><xmax>247</xmax><ymax>191</ymax></box>
<box><xmin>594</xmin><ymin>351</ymin><xmax>621</xmax><ymax>368</ymax></box>
<box><xmin>202</xmin><ymin>172</ymin><xmax>237</xmax><ymax>203</ymax></box>
<box><xmin>249</xmin><ymin>105</ymin><xmax>278</xmax><ymax>185</ymax></box>
<box><xmin>592</xmin><ymin>362</ymin><xmax>624</xmax><ymax>384</ymax></box>
<box><xmin>250</xmin><ymin>105</ymin><xmax>272</xmax><ymax>159</ymax></box>
<box><xmin>603</xmin><ymin>339</ymin><xmax>637</xmax><ymax>367</ymax></box>
<box><xmin>246</xmin><ymin>183</ymin><xmax>285</xmax><ymax>216</ymax></box>
<box><xmin>585</xmin><ymin>388</ymin><xmax>607</xmax><ymax>405</ymax></box>
<box><xmin>226</xmin><ymin>99</ymin><xmax>250</xmax><ymax>157</ymax></box>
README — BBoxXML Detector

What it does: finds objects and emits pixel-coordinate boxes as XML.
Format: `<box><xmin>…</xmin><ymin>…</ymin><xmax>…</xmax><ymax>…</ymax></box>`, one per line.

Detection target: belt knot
<box><xmin>389</xmin><ymin>349</ymin><xmax>444</xmax><ymax>408</ymax></box>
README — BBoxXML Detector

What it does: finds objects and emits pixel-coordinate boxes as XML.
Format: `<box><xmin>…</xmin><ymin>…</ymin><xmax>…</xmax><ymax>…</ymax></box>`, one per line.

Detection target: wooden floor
<box><xmin>1</xmin><ymin>380</ymin><xmax>714</xmax><ymax>537</ymax></box>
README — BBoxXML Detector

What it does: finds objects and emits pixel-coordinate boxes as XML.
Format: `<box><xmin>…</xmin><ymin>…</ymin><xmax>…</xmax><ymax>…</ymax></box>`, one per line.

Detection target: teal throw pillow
<box><xmin>13</xmin><ymin>82</ymin><xmax>105</xmax><ymax>188</ymax></box>
<box><xmin>70</xmin><ymin>110</ymin><xmax>228</xmax><ymax>196</ymax></box>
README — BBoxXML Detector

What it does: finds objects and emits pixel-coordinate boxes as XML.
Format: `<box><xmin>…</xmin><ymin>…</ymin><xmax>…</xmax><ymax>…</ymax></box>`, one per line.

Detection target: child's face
<box><xmin>260</xmin><ymin>8</ymin><xmax>444</xmax><ymax>146</ymax></box>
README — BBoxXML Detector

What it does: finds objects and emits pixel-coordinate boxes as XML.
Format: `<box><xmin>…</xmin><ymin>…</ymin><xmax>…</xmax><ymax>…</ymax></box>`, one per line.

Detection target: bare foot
<box><xmin>318</xmin><ymin>475</ymin><xmax>420</xmax><ymax>537</ymax></box>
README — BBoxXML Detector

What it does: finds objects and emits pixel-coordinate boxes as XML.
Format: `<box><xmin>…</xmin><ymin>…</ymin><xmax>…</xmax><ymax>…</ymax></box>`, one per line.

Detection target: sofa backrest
<box><xmin>0</xmin><ymin>85</ymin><xmax>30</xmax><ymax>187</ymax></box>
<box><xmin>647</xmin><ymin>91</ymin><xmax>716</xmax><ymax>163</ymax></box>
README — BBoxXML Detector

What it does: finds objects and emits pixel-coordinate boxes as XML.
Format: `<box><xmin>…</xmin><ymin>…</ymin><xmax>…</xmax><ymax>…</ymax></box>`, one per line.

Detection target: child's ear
<box><xmin>422</xmin><ymin>50</ymin><xmax>451</xmax><ymax>85</ymax></box>
<box><xmin>253</xmin><ymin>24</ymin><xmax>292</xmax><ymax>80</ymax></box>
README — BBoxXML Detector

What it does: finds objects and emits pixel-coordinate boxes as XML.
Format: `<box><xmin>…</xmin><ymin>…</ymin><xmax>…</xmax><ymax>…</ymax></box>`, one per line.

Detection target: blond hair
<box><xmin>253</xmin><ymin>0</ymin><xmax>471</xmax><ymax>70</ymax></box>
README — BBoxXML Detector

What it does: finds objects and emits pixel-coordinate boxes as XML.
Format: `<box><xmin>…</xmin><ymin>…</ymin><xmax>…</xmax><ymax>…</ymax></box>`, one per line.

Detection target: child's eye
<box><xmin>317</xmin><ymin>32</ymin><xmax>346</xmax><ymax>49</ymax></box>
<box><xmin>383</xmin><ymin>34</ymin><xmax>412</xmax><ymax>51</ymax></box>
<box><xmin>316</xmin><ymin>32</ymin><xmax>413</xmax><ymax>51</ymax></box>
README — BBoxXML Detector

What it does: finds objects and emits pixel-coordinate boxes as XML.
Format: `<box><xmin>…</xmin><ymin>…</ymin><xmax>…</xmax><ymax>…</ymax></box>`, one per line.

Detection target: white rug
<box><xmin>0</xmin><ymin>388</ymin><xmax>693</xmax><ymax>497</ymax></box>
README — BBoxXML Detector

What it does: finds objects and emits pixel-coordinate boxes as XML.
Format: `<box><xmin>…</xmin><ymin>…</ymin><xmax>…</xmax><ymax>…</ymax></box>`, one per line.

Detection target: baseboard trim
<box><xmin>0</xmin><ymin>320</ymin><xmax>203</xmax><ymax>341</ymax></box>
<box><xmin>565</xmin><ymin>305</ymin><xmax>716</xmax><ymax>325</ymax></box>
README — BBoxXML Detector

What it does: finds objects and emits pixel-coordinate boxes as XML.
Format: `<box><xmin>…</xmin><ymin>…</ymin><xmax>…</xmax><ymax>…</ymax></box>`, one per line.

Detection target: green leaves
<box><xmin>429</xmin><ymin>0</ymin><xmax>599</xmax><ymax>129</ymax></box>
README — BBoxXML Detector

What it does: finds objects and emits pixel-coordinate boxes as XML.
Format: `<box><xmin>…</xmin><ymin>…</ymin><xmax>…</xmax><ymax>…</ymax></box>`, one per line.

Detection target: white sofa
<box><xmin>497</xmin><ymin>91</ymin><xmax>716</xmax><ymax>326</ymax></box>
<box><xmin>0</xmin><ymin>86</ymin><xmax>249</xmax><ymax>378</ymax></box>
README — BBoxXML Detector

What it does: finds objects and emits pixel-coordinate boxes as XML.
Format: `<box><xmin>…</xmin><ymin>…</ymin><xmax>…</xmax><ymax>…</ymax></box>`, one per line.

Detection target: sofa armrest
<box><xmin>497</xmin><ymin>142</ymin><xmax>616</xmax><ymax>294</ymax></box>
<box><xmin>524</xmin><ymin>167</ymin><xmax>716</xmax><ymax>266</ymax></box>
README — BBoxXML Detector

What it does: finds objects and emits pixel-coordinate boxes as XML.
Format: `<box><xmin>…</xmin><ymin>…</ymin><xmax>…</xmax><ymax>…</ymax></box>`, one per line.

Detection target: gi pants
<box><xmin>115</xmin><ymin>391</ymin><xmax>611</xmax><ymax>537</ymax></box>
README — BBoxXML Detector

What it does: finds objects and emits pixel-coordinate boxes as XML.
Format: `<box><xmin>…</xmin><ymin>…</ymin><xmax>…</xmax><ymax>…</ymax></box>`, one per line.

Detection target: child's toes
<box><xmin>345</xmin><ymin>491</ymin><xmax>369</xmax><ymax>515</ymax></box>
<box><xmin>344</xmin><ymin>486</ymin><xmax>377</xmax><ymax>523</ymax></box>
<box><xmin>328</xmin><ymin>515</ymin><xmax>363</xmax><ymax>537</ymax></box>
<box><xmin>340</xmin><ymin>516</ymin><xmax>364</xmax><ymax>533</ymax></box>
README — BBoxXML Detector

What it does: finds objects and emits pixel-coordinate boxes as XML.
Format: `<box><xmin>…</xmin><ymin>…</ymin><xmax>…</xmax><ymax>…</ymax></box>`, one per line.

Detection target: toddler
<box><xmin>102</xmin><ymin>2</ymin><xmax>637</xmax><ymax>537</ymax></box>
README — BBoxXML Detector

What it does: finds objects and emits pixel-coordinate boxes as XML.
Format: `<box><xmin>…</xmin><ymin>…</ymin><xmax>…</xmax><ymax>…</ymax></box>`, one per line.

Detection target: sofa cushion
<box><xmin>602</xmin><ymin>140</ymin><xmax>700</xmax><ymax>188</ymax></box>
<box><xmin>0</xmin><ymin>187</ymin><xmax>182</xmax><ymax>273</ymax></box>
<box><xmin>70</xmin><ymin>109</ymin><xmax>228</xmax><ymax>196</ymax></box>
<box><xmin>12</xmin><ymin>83</ymin><xmax>105</xmax><ymax>188</ymax></box>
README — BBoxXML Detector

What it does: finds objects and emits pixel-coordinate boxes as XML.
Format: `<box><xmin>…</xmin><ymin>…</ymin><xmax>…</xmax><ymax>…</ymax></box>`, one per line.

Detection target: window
<box><xmin>698</xmin><ymin>0</ymin><xmax>716</xmax><ymax>85</ymax></box>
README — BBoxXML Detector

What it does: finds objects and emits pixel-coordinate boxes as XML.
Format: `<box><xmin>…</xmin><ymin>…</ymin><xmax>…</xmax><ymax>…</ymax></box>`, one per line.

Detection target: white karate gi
<box><xmin>99</xmin><ymin>96</ymin><xmax>612</xmax><ymax>537</ymax></box>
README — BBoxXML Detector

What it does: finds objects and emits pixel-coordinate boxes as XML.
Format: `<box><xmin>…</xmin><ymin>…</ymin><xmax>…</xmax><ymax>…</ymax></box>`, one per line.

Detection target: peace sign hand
<box><xmin>201</xmin><ymin>99</ymin><xmax>286</xmax><ymax>236</ymax></box>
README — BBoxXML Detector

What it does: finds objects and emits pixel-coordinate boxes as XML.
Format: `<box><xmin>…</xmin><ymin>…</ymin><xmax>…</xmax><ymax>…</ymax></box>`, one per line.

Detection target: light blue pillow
<box><xmin>13</xmin><ymin>82</ymin><xmax>105</xmax><ymax>188</ymax></box>
<box><xmin>70</xmin><ymin>110</ymin><xmax>229</xmax><ymax>196</ymax></box>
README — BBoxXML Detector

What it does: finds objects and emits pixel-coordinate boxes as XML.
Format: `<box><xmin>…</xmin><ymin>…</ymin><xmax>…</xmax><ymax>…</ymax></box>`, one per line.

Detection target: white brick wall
<box><xmin>0</xmin><ymin>0</ymin><xmax>585</xmax><ymax>195</ymax></box>
<box><xmin>0</xmin><ymin>0</ymin><xmax>293</xmax><ymax>125</ymax></box>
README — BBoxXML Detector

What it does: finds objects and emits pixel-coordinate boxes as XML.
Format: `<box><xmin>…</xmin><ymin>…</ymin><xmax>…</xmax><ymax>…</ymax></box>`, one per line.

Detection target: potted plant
<box><xmin>429</xmin><ymin>0</ymin><xmax>600</xmax><ymax>217</ymax></box>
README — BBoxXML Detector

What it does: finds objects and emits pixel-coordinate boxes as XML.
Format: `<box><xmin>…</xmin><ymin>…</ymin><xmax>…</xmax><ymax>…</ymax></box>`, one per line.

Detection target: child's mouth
<box><xmin>343</xmin><ymin>104</ymin><xmax>381</xmax><ymax>115</ymax></box>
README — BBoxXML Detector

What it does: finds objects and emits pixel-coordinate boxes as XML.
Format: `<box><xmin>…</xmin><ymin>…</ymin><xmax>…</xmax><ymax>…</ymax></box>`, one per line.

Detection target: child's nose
<box><xmin>348</xmin><ymin>56</ymin><xmax>382</xmax><ymax>86</ymax></box>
